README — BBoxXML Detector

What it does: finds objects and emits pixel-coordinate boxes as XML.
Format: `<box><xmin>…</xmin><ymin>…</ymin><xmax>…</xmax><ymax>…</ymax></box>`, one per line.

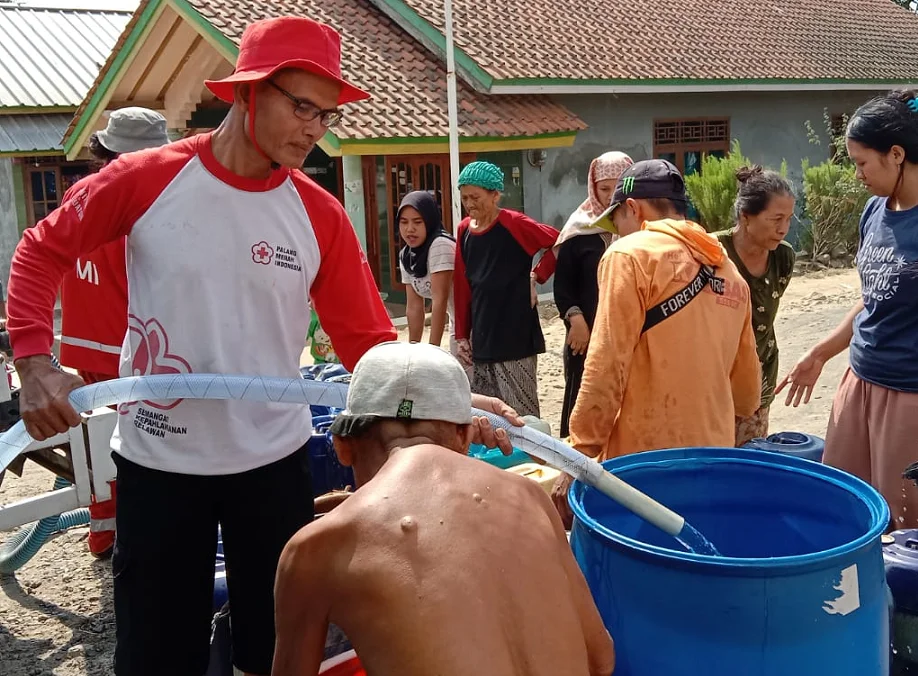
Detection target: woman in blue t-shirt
<box><xmin>777</xmin><ymin>90</ymin><xmax>918</xmax><ymax>528</ymax></box>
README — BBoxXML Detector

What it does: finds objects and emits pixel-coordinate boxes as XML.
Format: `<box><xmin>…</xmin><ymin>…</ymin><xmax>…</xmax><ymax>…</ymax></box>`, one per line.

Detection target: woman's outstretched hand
<box><xmin>775</xmin><ymin>349</ymin><xmax>827</xmax><ymax>407</ymax></box>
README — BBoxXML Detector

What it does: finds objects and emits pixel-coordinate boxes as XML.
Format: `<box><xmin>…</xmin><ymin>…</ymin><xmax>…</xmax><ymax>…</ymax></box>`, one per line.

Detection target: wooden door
<box><xmin>362</xmin><ymin>156</ymin><xmax>381</xmax><ymax>287</ymax></box>
<box><xmin>383</xmin><ymin>154</ymin><xmax>475</xmax><ymax>289</ymax></box>
<box><xmin>384</xmin><ymin>155</ymin><xmax>451</xmax><ymax>289</ymax></box>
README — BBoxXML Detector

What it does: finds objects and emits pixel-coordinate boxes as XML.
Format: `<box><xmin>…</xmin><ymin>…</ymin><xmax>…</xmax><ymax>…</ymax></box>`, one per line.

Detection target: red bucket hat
<box><xmin>204</xmin><ymin>17</ymin><xmax>370</xmax><ymax>106</ymax></box>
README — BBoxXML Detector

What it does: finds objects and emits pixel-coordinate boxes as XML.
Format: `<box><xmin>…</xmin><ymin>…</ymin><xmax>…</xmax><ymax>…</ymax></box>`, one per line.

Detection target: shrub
<box><xmin>684</xmin><ymin>140</ymin><xmax>788</xmax><ymax>232</ymax></box>
<box><xmin>799</xmin><ymin>160</ymin><xmax>868</xmax><ymax>257</ymax></box>
<box><xmin>799</xmin><ymin>110</ymin><xmax>869</xmax><ymax>257</ymax></box>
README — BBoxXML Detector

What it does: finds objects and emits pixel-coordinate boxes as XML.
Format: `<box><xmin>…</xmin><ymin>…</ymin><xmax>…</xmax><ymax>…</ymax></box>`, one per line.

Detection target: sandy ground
<box><xmin>0</xmin><ymin>268</ymin><xmax>860</xmax><ymax>676</ymax></box>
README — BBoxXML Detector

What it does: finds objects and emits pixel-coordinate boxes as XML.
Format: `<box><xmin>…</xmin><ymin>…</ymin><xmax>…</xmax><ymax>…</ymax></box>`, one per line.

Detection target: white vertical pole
<box><xmin>444</xmin><ymin>0</ymin><xmax>462</xmax><ymax>234</ymax></box>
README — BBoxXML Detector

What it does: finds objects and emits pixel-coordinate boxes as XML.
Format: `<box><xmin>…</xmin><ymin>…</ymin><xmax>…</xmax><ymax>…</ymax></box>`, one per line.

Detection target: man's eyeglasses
<box><xmin>266</xmin><ymin>80</ymin><xmax>343</xmax><ymax>128</ymax></box>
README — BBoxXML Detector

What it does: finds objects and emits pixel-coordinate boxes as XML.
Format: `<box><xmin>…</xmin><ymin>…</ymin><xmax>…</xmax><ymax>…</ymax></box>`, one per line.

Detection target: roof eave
<box><xmin>366</xmin><ymin>0</ymin><xmax>493</xmax><ymax>93</ymax></box>
<box><xmin>0</xmin><ymin>149</ymin><xmax>64</xmax><ymax>157</ymax></box>
<box><xmin>336</xmin><ymin>130</ymin><xmax>580</xmax><ymax>156</ymax></box>
<box><xmin>489</xmin><ymin>79</ymin><xmax>918</xmax><ymax>95</ymax></box>
<box><xmin>63</xmin><ymin>0</ymin><xmax>169</xmax><ymax>159</ymax></box>
<box><xmin>0</xmin><ymin>106</ymin><xmax>77</xmax><ymax>115</ymax></box>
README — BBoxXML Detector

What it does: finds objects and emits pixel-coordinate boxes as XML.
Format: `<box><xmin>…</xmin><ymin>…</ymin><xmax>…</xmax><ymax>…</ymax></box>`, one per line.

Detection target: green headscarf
<box><xmin>457</xmin><ymin>161</ymin><xmax>504</xmax><ymax>192</ymax></box>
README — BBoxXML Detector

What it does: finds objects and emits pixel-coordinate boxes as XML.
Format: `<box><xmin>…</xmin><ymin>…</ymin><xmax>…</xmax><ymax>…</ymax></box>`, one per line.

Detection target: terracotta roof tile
<box><xmin>185</xmin><ymin>0</ymin><xmax>585</xmax><ymax>139</ymax></box>
<box><xmin>396</xmin><ymin>0</ymin><xmax>918</xmax><ymax>82</ymax></box>
<box><xmin>64</xmin><ymin>0</ymin><xmax>584</xmax><ymax>147</ymax></box>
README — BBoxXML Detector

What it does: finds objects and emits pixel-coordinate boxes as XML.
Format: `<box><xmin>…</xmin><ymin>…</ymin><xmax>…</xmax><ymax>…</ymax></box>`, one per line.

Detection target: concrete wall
<box><xmin>342</xmin><ymin>155</ymin><xmax>367</xmax><ymax>251</ymax></box>
<box><xmin>0</xmin><ymin>158</ymin><xmax>20</xmax><ymax>299</ymax></box>
<box><xmin>523</xmin><ymin>89</ymin><xmax>882</xmax><ymax>231</ymax></box>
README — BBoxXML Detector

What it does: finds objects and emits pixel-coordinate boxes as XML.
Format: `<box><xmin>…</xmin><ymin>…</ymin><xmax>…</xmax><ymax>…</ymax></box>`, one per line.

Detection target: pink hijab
<box><xmin>554</xmin><ymin>151</ymin><xmax>634</xmax><ymax>252</ymax></box>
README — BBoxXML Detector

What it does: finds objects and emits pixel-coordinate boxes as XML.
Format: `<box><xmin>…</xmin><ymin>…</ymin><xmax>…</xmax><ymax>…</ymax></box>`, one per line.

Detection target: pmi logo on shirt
<box><xmin>72</xmin><ymin>188</ymin><xmax>89</xmax><ymax>221</ymax></box>
<box><xmin>251</xmin><ymin>240</ymin><xmax>302</xmax><ymax>272</ymax></box>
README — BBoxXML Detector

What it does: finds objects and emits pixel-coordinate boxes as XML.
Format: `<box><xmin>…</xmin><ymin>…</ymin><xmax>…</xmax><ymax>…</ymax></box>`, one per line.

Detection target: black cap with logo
<box><xmin>591</xmin><ymin>159</ymin><xmax>687</xmax><ymax>233</ymax></box>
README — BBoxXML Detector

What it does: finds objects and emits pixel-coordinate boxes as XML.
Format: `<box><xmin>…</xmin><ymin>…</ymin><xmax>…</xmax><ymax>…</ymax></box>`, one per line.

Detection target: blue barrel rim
<box><xmin>569</xmin><ymin>446</ymin><xmax>890</xmax><ymax>570</ymax></box>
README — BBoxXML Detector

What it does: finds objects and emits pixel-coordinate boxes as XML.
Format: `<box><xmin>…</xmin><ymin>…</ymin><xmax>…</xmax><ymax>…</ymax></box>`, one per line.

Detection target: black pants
<box><xmin>560</xmin><ymin>345</ymin><xmax>586</xmax><ymax>439</ymax></box>
<box><xmin>112</xmin><ymin>448</ymin><xmax>313</xmax><ymax>676</ymax></box>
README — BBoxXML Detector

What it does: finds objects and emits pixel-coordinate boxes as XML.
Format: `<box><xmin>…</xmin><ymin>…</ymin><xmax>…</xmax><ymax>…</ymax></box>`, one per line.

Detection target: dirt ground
<box><xmin>0</xmin><ymin>268</ymin><xmax>860</xmax><ymax>676</ymax></box>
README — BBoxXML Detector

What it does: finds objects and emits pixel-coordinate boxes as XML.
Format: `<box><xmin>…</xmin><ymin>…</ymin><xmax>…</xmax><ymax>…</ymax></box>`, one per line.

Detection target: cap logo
<box><xmin>396</xmin><ymin>399</ymin><xmax>414</xmax><ymax>419</ymax></box>
<box><xmin>621</xmin><ymin>176</ymin><xmax>635</xmax><ymax>194</ymax></box>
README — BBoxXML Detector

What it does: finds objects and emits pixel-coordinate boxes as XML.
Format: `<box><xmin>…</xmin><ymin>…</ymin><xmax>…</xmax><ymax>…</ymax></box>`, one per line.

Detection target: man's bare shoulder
<box><xmin>284</xmin><ymin>508</ymin><xmax>356</xmax><ymax>578</ymax></box>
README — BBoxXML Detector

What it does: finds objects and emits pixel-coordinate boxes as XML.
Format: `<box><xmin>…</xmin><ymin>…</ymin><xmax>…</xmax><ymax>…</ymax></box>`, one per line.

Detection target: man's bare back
<box><xmin>273</xmin><ymin>444</ymin><xmax>614</xmax><ymax>676</ymax></box>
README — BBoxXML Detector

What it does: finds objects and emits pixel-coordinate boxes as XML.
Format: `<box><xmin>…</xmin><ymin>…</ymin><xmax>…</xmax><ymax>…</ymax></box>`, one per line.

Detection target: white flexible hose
<box><xmin>0</xmin><ymin>375</ymin><xmax>348</xmax><ymax>475</ymax></box>
<box><xmin>0</xmin><ymin>374</ymin><xmax>690</xmax><ymax>542</ymax></box>
<box><xmin>472</xmin><ymin>408</ymin><xmax>686</xmax><ymax>536</ymax></box>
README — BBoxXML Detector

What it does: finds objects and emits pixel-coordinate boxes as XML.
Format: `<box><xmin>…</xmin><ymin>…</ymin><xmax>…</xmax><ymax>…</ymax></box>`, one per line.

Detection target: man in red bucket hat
<box><xmin>204</xmin><ymin>16</ymin><xmax>371</xmax><ymax>168</ymax></box>
<box><xmin>7</xmin><ymin>16</ymin><xmax>392</xmax><ymax>676</ymax></box>
<box><xmin>7</xmin><ymin>15</ymin><xmax>522</xmax><ymax>676</ymax></box>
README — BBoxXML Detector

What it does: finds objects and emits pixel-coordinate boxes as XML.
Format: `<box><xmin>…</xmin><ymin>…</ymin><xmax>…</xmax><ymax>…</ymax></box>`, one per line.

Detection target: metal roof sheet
<box><xmin>0</xmin><ymin>6</ymin><xmax>131</xmax><ymax>109</ymax></box>
<box><xmin>0</xmin><ymin>112</ymin><xmax>72</xmax><ymax>153</ymax></box>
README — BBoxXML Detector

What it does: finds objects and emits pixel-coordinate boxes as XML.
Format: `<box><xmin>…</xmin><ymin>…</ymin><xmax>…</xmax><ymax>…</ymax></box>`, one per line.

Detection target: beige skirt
<box><xmin>824</xmin><ymin>367</ymin><xmax>918</xmax><ymax>530</ymax></box>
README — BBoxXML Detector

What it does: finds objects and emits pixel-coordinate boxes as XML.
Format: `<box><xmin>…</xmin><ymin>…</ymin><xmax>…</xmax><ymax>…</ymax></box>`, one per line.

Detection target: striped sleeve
<box><xmin>427</xmin><ymin>236</ymin><xmax>456</xmax><ymax>275</ymax></box>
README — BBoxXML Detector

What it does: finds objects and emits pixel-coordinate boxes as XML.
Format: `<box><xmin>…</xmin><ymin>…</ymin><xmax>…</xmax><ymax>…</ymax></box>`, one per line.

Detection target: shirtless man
<box><xmin>272</xmin><ymin>341</ymin><xmax>614</xmax><ymax>676</ymax></box>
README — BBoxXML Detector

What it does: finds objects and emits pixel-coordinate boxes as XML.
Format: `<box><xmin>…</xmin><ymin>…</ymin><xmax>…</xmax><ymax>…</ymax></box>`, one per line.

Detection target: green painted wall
<box><xmin>12</xmin><ymin>161</ymin><xmax>26</xmax><ymax>233</ymax></box>
<box><xmin>0</xmin><ymin>158</ymin><xmax>22</xmax><ymax>296</ymax></box>
<box><xmin>342</xmin><ymin>155</ymin><xmax>367</xmax><ymax>251</ymax></box>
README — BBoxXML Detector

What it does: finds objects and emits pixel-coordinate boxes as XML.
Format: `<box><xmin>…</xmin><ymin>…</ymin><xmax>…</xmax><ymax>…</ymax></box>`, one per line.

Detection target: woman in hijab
<box><xmin>398</xmin><ymin>190</ymin><xmax>458</xmax><ymax>355</ymax></box>
<box><xmin>553</xmin><ymin>151</ymin><xmax>633</xmax><ymax>438</ymax></box>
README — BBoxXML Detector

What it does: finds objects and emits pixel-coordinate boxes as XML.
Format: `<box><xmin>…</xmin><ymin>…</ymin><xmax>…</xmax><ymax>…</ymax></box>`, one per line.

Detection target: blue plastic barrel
<box><xmin>883</xmin><ymin>530</ymin><xmax>918</xmax><ymax>669</ymax></box>
<box><xmin>743</xmin><ymin>431</ymin><xmax>825</xmax><ymax>463</ymax></box>
<box><xmin>306</xmin><ymin>427</ymin><xmax>355</xmax><ymax>497</ymax></box>
<box><xmin>569</xmin><ymin>447</ymin><xmax>889</xmax><ymax>676</ymax></box>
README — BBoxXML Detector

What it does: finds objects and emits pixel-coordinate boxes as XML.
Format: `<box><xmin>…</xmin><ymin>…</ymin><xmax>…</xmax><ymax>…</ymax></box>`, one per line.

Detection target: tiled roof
<box><xmin>0</xmin><ymin>113</ymin><xmax>72</xmax><ymax>153</ymax></box>
<box><xmin>0</xmin><ymin>6</ymin><xmax>131</xmax><ymax>108</ymax></box>
<box><xmin>390</xmin><ymin>0</ymin><xmax>918</xmax><ymax>82</ymax></box>
<box><xmin>184</xmin><ymin>0</ymin><xmax>585</xmax><ymax>139</ymax></box>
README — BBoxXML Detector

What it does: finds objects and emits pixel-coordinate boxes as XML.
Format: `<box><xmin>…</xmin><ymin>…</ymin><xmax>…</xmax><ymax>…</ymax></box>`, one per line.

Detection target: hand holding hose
<box><xmin>469</xmin><ymin>393</ymin><xmax>523</xmax><ymax>456</ymax></box>
<box><xmin>551</xmin><ymin>473</ymin><xmax>575</xmax><ymax>529</ymax></box>
<box><xmin>15</xmin><ymin>355</ymin><xmax>85</xmax><ymax>441</ymax></box>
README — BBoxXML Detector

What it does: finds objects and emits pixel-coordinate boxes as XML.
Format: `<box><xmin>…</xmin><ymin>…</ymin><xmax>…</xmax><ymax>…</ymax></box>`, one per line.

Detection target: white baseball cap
<box><xmin>96</xmin><ymin>107</ymin><xmax>169</xmax><ymax>154</ymax></box>
<box><xmin>329</xmin><ymin>342</ymin><xmax>472</xmax><ymax>437</ymax></box>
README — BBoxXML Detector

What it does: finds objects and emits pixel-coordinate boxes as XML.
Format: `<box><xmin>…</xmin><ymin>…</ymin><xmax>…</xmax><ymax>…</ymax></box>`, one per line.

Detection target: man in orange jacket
<box><xmin>58</xmin><ymin>107</ymin><xmax>170</xmax><ymax>558</ymax></box>
<box><xmin>553</xmin><ymin>159</ymin><xmax>761</xmax><ymax>524</ymax></box>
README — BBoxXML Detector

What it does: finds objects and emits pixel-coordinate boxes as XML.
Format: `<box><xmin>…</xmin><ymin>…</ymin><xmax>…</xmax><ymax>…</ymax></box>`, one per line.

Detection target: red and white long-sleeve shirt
<box><xmin>8</xmin><ymin>133</ymin><xmax>396</xmax><ymax>475</ymax></box>
<box><xmin>454</xmin><ymin>209</ymin><xmax>557</xmax><ymax>362</ymax></box>
<box><xmin>59</xmin><ymin>237</ymin><xmax>128</xmax><ymax>377</ymax></box>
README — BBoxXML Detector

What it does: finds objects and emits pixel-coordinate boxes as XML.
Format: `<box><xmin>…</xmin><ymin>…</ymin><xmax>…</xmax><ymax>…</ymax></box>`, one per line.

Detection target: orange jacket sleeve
<box><xmin>569</xmin><ymin>251</ymin><xmax>644</xmax><ymax>458</ymax></box>
<box><xmin>731</xmin><ymin>295</ymin><xmax>763</xmax><ymax>418</ymax></box>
